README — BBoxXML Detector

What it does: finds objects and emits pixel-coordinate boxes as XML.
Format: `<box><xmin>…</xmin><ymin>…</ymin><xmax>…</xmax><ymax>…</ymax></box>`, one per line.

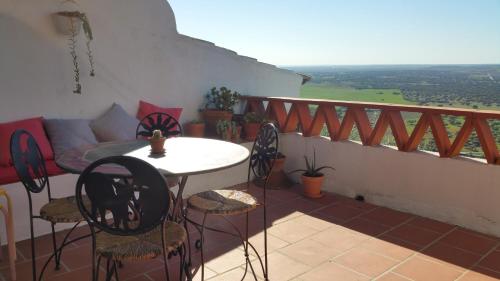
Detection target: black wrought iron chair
<box><xmin>75</xmin><ymin>156</ymin><xmax>187</xmax><ymax>281</ymax></box>
<box><xmin>186</xmin><ymin>123</ymin><xmax>279</xmax><ymax>281</ymax></box>
<box><xmin>136</xmin><ymin>112</ymin><xmax>182</xmax><ymax>139</ymax></box>
<box><xmin>10</xmin><ymin>129</ymin><xmax>90</xmax><ymax>281</ymax></box>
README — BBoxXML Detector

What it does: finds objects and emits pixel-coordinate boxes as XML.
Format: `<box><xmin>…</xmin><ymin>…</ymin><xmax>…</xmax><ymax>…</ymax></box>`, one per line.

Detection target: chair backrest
<box><xmin>248</xmin><ymin>123</ymin><xmax>280</xmax><ymax>182</ymax></box>
<box><xmin>136</xmin><ymin>112</ymin><xmax>182</xmax><ymax>139</ymax></box>
<box><xmin>75</xmin><ymin>156</ymin><xmax>170</xmax><ymax>236</ymax></box>
<box><xmin>10</xmin><ymin>129</ymin><xmax>49</xmax><ymax>193</ymax></box>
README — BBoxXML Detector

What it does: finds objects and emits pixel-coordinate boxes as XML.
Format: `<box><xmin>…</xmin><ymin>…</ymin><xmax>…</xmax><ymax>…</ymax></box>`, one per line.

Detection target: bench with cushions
<box><xmin>0</xmin><ymin>101</ymin><xmax>182</xmax><ymax>185</ymax></box>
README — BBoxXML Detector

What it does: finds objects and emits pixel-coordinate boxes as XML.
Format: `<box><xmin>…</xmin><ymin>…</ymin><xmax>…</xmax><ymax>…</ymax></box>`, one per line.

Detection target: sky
<box><xmin>168</xmin><ymin>0</ymin><xmax>500</xmax><ymax>66</ymax></box>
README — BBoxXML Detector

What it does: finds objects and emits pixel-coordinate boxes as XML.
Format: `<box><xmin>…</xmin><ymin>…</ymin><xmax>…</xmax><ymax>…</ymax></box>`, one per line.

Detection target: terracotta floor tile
<box><xmin>16</xmin><ymin>231</ymin><xmax>77</xmax><ymax>259</ymax></box>
<box><xmin>294</xmin><ymin>261</ymin><xmax>370</xmax><ymax>281</ymax></box>
<box><xmin>361</xmin><ymin>207</ymin><xmax>414</xmax><ymax>227</ymax></box>
<box><xmin>204</xmin><ymin>247</ymin><xmax>249</xmax><ymax>274</ymax></box>
<box><xmin>386</xmin><ymin>224</ymin><xmax>442</xmax><ymax>247</ymax></box>
<box><xmin>268</xmin><ymin>219</ymin><xmax>319</xmax><ymax>243</ymax></box>
<box><xmin>257</xmin><ymin>252</ymin><xmax>310</xmax><ymax>281</ymax></box>
<box><xmin>0</xmin><ymin>255</ymin><xmax>68</xmax><ymax>281</ymax></box>
<box><xmin>58</xmin><ymin>244</ymin><xmax>94</xmax><ymax>270</ymax></box>
<box><xmin>458</xmin><ymin>267</ymin><xmax>500</xmax><ymax>281</ymax></box>
<box><xmin>287</xmin><ymin>198</ymin><xmax>324</xmax><ymax>213</ymax></box>
<box><xmin>310</xmin><ymin>226</ymin><xmax>369</xmax><ymax>252</ymax></box>
<box><xmin>334</xmin><ymin>247</ymin><xmax>400</xmax><ymax>277</ymax></box>
<box><xmin>301</xmin><ymin>190</ymin><xmax>341</xmax><ymax>205</ymax></box>
<box><xmin>290</xmin><ymin>213</ymin><xmax>335</xmax><ymax>231</ymax></box>
<box><xmin>278</xmin><ymin>239</ymin><xmax>341</xmax><ymax>266</ymax></box>
<box><xmin>8</xmin><ymin>189</ymin><xmax>500</xmax><ymax>281</ymax></box>
<box><xmin>376</xmin><ymin>272</ymin><xmax>413</xmax><ymax>281</ymax></box>
<box><xmin>116</xmin><ymin>259</ymin><xmax>165</xmax><ymax>279</ymax></box>
<box><xmin>359</xmin><ymin>238</ymin><xmax>415</xmax><ymax>261</ymax></box>
<box><xmin>459</xmin><ymin>228</ymin><xmax>500</xmax><ymax>242</ymax></box>
<box><xmin>125</xmin><ymin>274</ymin><xmax>152</xmax><ymax>281</ymax></box>
<box><xmin>239</xmin><ymin>232</ymin><xmax>289</xmax><ymax>256</ymax></box>
<box><xmin>147</xmin><ymin>263</ymin><xmax>217</xmax><ymax>281</ymax></box>
<box><xmin>338</xmin><ymin>198</ymin><xmax>379</xmax><ymax>211</ymax></box>
<box><xmin>207</xmin><ymin>267</ymin><xmax>262</xmax><ymax>281</ymax></box>
<box><xmin>408</xmin><ymin>216</ymin><xmax>456</xmax><ymax>234</ymax></box>
<box><xmin>46</xmin><ymin>265</ymin><xmax>107</xmax><ymax>281</ymax></box>
<box><xmin>0</xmin><ymin>245</ymin><xmax>24</xmax><ymax>270</ymax></box>
<box><xmin>343</xmin><ymin>218</ymin><xmax>391</xmax><ymax>237</ymax></box>
<box><xmin>316</xmin><ymin>204</ymin><xmax>366</xmax><ymax>222</ymax></box>
<box><xmin>421</xmin><ymin>242</ymin><xmax>482</xmax><ymax>268</ymax></box>
<box><xmin>265</xmin><ymin>188</ymin><xmax>301</xmax><ymax>202</ymax></box>
<box><xmin>478</xmin><ymin>251</ymin><xmax>500</xmax><ymax>272</ymax></box>
<box><xmin>394</xmin><ymin>256</ymin><xmax>463</xmax><ymax>281</ymax></box>
<box><xmin>439</xmin><ymin>229</ymin><xmax>498</xmax><ymax>255</ymax></box>
<box><xmin>309</xmin><ymin>210</ymin><xmax>346</xmax><ymax>225</ymax></box>
<box><xmin>267</xmin><ymin>206</ymin><xmax>304</xmax><ymax>225</ymax></box>
<box><xmin>378</xmin><ymin>234</ymin><xmax>424</xmax><ymax>251</ymax></box>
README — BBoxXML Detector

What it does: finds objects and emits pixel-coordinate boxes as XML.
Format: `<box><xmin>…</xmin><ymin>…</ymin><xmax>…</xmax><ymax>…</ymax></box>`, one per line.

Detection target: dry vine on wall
<box><xmin>57</xmin><ymin>11</ymin><xmax>95</xmax><ymax>94</ymax></box>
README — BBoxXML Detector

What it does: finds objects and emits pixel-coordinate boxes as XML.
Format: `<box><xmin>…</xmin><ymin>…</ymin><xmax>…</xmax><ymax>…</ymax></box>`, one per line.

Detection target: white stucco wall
<box><xmin>0</xmin><ymin>0</ymin><xmax>301</xmax><ymax>243</ymax></box>
<box><xmin>0</xmin><ymin>0</ymin><xmax>301</xmax><ymax>122</ymax></box>
<box><xmin>281</xmin><ymin>133</ymin><xmax>500</xmax><ymax>237</ymax></box>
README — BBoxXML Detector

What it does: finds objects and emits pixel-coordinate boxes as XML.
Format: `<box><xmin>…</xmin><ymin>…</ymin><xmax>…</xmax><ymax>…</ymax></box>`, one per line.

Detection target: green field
<box><xmin>300</xmin><ymin>83</ymin><xmax>500</xmax><ymax>110</ymax></box>
<box><xmin>300</xmin><ymin>84</ymin><xmax>414</xmax><ymax>105</ymax></box>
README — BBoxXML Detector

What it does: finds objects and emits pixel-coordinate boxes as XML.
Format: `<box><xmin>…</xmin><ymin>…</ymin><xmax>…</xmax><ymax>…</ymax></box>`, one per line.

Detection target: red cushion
<box><xmin>0</xmin><ymin>117</ymin><xmax>54</xmax><ymax>167</ymax></box>
<box><xmin>137</xmin><ymin>100</ymin><xmax>183</xmax><ymax>121</ymax></box>
<box><xmin>0</xmin><ymin>160</ymin><xmax>65</xmax><ymax>185</ymax></box>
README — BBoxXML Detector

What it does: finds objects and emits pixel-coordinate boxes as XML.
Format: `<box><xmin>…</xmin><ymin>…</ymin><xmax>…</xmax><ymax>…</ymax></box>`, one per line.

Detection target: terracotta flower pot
<box><xmin>185</xmin><ymin>123</ymin><xmax>205</xmax><ymax>138</ymax></box>
<box><xmin>301</xmin><ymin>174</ymin><xmax>324</xmax><ymax>198</ymax></box>
<box><xmin>244</xmin><ymin>123</ymin><xmax>260</xmax><ymax>141</ymax></box>
<box><xmin>149</xmin><ymin>137</ymin><xmax>166</xmax><ymax>154</ymax></box>
<box><xmin>203</xmin><ymin>110</ymin><xmax>233</xmax><ymax>136</ymax></box>
<box><xmin>271</xmin><ymin>156</ymin><xmax>286</xmax><ymax>172</ymax></box>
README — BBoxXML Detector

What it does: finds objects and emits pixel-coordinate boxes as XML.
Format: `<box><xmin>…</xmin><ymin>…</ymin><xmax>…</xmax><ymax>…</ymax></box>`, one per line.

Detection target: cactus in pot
<box><xmin>149</xmin><ymin>129</ymin><xmax>166</xmax><ymax>154</ymax></box>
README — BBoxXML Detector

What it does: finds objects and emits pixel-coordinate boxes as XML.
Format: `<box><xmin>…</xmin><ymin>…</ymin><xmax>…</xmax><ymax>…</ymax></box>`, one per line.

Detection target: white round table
<box><xmin>57</xmin><ymin>137</ymin><xmax>250</xmax><ymax>218</ymax></box>
<box><xmin>57</xmin><ymin>137</ymin><xmax>250</xmax><ymax>176</ymax></box>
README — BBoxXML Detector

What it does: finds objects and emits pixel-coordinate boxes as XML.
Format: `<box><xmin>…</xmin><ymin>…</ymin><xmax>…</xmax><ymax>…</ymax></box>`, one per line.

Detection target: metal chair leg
<box><xmin>183</xmin><ymin>208</ymin><xmax>193</xmax><ymax>280</ymax></box>
<box><xmin>50</xmin><ymin>222</ymin><xmax>61</xmax><ymax>270</ymax></box>
<box><xmin>199</xmin><ymin>213</ymin><xmax>208</xmax><ymax>281</ymax></box>
<box><xmin>29</xmin><ymin>216</ymin><xmax>37</xmax><ymax>281</ymax></box>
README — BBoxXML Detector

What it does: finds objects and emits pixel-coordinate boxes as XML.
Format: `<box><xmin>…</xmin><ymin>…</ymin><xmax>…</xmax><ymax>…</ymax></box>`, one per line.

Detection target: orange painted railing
<box><xmin>242</xmin><ymin>96</ymin><xmax>500</xmax><ymax>165</ymax></box>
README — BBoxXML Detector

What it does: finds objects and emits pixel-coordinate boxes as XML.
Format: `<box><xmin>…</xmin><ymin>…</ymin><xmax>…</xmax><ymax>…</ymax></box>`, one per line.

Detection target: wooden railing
<box><xmin>242</xmin><ymin>96</ymin><xmax>500</xmax><ymax>165</ymax></box>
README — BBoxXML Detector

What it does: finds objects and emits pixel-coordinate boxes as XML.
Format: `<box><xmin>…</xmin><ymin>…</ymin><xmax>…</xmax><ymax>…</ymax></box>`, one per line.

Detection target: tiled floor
<box><xmin>2</xmin><ymin>184</ymin><xmax>500</xmax><ymax>281</ymax></box>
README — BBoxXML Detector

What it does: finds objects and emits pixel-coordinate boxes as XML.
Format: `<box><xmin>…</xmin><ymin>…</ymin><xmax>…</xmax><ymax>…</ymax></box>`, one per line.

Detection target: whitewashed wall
<box><xmin>281</xmin><ymin>133</ymin><xmax>500</xmax><ymax>237</ymax></box>
<box><xmin>0</xmin><ymin>0</ymin><xmax>301</xmax><ymax>122</ymax></box>
<box><xmin>0</xmin><ymin>0</ymin><xmax>301</xmax><ymax>243</ymax></box>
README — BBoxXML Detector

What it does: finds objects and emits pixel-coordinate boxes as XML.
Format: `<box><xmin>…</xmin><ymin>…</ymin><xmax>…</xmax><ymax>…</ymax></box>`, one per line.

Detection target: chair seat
<box><xmin>96</xmin><ymin>221</ymin><xmax>187</xmax><ymax>261</ymax></box>
<box><xmin>39</xmin><ymin>195</ymin><xmax>89</xmax><ymax>223</ymax></box>
<box><xmin>187</xmin><ymin>190</ymin><xmax>258</xmax><ymax>215</ymax></box>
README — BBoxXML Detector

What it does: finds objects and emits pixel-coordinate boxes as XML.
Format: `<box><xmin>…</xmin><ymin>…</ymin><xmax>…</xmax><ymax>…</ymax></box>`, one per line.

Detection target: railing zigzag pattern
<box><xmin>243</xmin><ymin>96</ymin><xmax>500</xmax><ymax>165</ymax></box>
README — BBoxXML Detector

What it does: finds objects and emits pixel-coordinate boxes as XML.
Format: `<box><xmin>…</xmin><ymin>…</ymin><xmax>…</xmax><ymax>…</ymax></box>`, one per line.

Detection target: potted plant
<box><xmin>203</xmin><ymin>87</ymin><xmax>241</xmax><ymax>135</ymax></box>
<box><xmin>254</xmin><ymin>152</ymin><xmax>292</xmax><ymax>189</ymax></box>
<box><xmin>185</xmin><ymin>119</ymin><xmax>205</xmax><ymax>137</ymax></box>
<box><xmin>216</xmin><ymin>120</ymin><xmax>232</xmax><ymax>141</ymax></box>
<box><xmin>149</xmin><ymin>129</ymin><xmax>166</xmax><ymax>154</ymax></box>
<box><xmin>231</xmin><ymin>123</ymin><xmax>242</xmax><ymax>143</ymax></box>
<box><xmin>243</xmin><ymin>112</ymin><xmax>266</xmax><ymax>141</ymax></box>
<box><xmin>290</xmin><ymin>150</ymin><xmax>334</xmax><ymax>198</ymax></box>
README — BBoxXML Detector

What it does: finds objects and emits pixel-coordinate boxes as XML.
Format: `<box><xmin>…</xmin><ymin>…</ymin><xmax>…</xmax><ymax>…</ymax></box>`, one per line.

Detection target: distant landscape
<box><xmin>285</xmin><ymin>65</ymin><xmax>500</xmax><ymax>158</ymax></box>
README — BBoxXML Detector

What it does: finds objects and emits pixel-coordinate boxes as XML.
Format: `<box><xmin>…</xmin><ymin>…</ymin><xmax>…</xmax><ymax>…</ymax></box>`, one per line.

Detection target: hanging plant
<box><xmin>56</xmin><ymin>11</ymin><xmax>95</xmax><ymax>94</ymax></box>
